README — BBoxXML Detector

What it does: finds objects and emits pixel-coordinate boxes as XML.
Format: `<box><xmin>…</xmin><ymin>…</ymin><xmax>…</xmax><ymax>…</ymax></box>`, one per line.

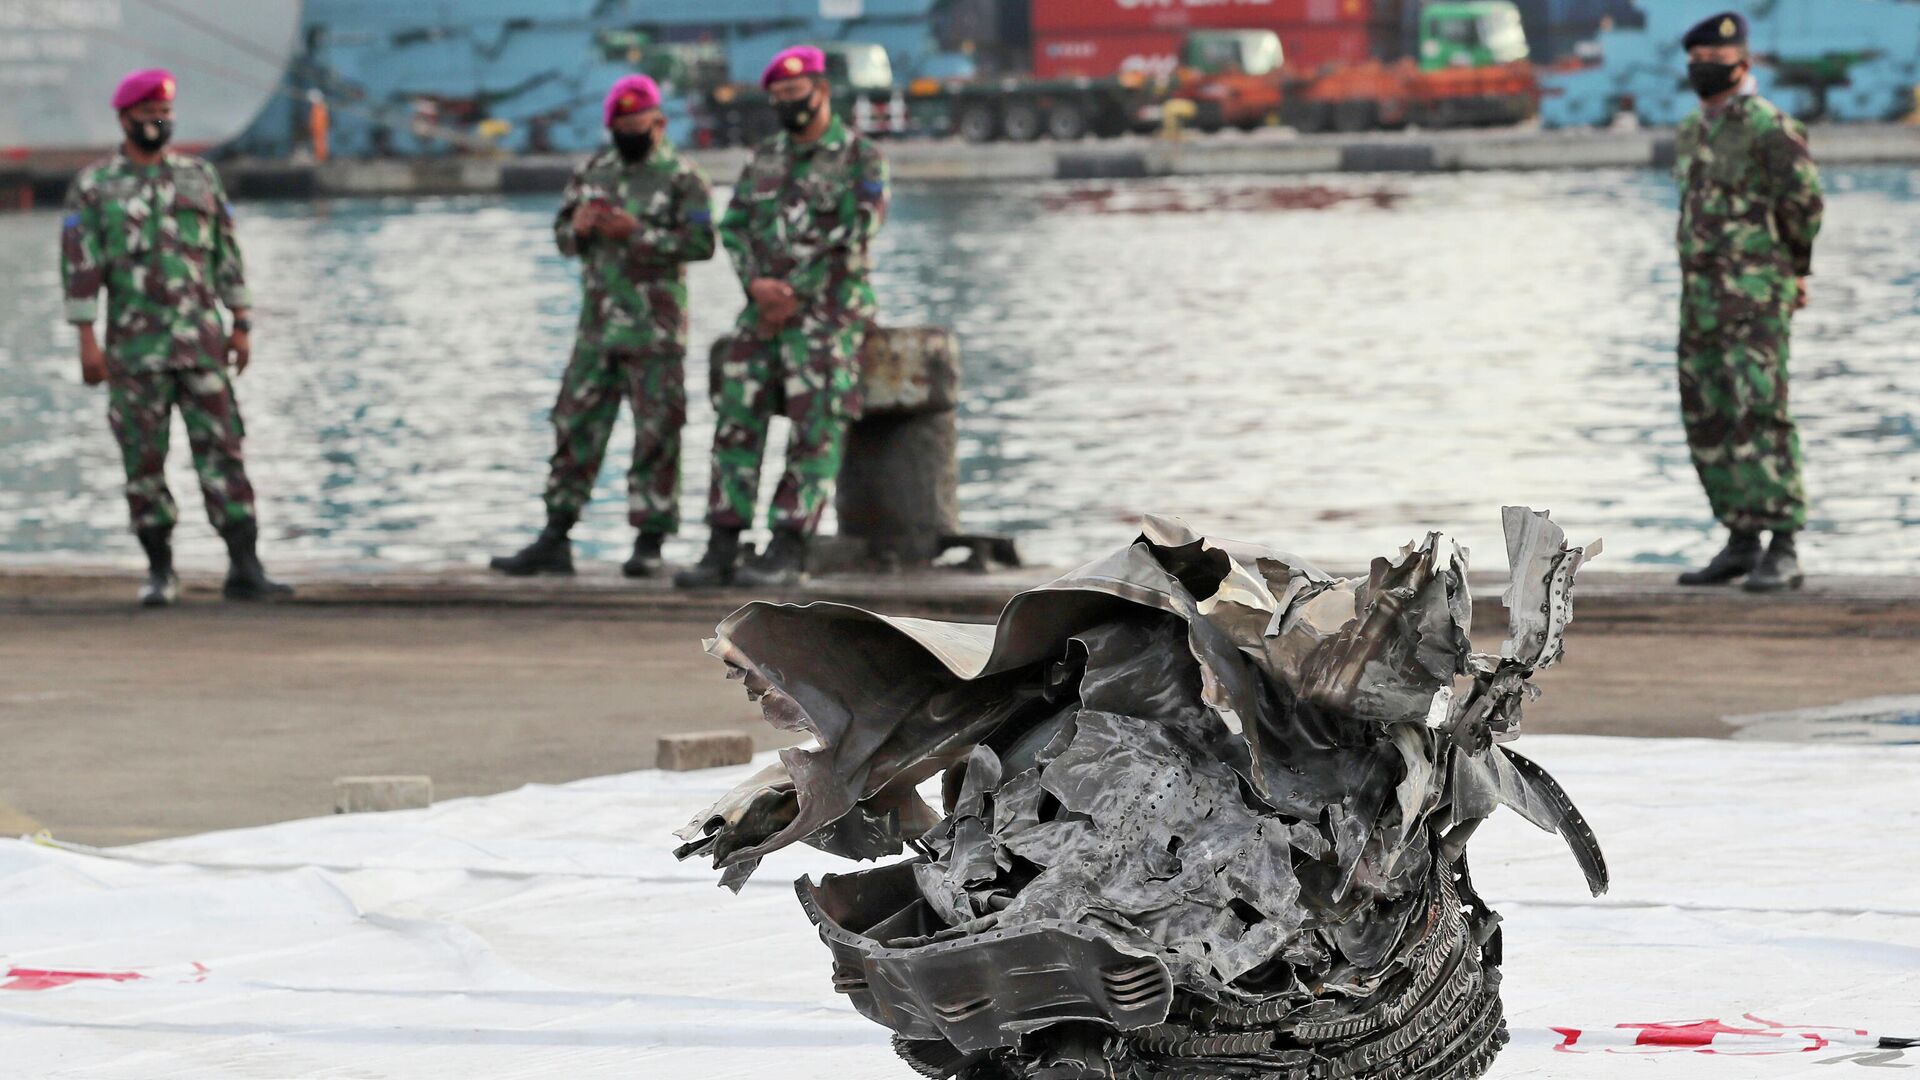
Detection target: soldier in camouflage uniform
<box><xmin>491</xmin><ymin>75</ymin><xmax>715</xmax><ymax>578</ymax></box>
<box><xmin>676</xmin><ymin>46</ymin><xmax>890</xmax><ymax>589</ymax></box>
<box><xmin>1673</xmin><ymin>12</ymin><xmax>1823</xmax><ymax>592</ymax></box>
<box><xmin>61</xmin><ymin>68</ymin><xmax>290</xmax><ymax>606</ymax></box>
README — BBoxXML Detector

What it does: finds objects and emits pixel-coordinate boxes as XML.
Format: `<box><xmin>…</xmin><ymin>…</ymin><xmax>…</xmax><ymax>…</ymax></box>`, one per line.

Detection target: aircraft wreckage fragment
<box><xmin>676</xmin><ymin>508</ymin><xmax>1608</xmax><ymax>1079</ymax></box>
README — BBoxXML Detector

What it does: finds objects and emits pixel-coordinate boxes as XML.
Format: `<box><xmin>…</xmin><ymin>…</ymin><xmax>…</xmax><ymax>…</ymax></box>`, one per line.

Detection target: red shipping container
<box><xmin>1032</xmin><ymin>0</ymin><xmax>1373</xmax><ymax>35</ymax></box>
<box><xmin>1032</xmin><ymin>23</ymin><xmax>1372</xmax><ymax>78</ymax></box>
<box><xmin>1269</xmin><ymin>24</ymin><xmax>1375</xmax><ymax>69</ymax></box>
<box><xmin>1032</xmin><ymin>31</ymin><xmax>1186</xmax><ymax>79</ymax></box>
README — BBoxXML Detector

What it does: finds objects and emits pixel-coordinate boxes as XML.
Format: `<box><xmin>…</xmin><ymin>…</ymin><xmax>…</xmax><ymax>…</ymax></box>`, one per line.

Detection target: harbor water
<box><xmin>1</xmin><ymin>167</ymin><xmax>1916</xmax><ymax>574</ymax></box>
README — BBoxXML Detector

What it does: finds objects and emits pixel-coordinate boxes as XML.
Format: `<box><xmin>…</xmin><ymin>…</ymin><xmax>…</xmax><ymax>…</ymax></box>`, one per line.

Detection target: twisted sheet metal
<box><xmin>678</xmin><ymin>509</ymin><xmax>1607</xmax><ymax>1079</ymax></box>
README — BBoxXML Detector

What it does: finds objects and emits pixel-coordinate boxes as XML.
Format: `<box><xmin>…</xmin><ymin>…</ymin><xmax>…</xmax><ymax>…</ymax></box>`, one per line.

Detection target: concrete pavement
<box><xmin>3</xmin><ymin>563</ymin><xmax>1917</xmax><ymax>846</ymax></box>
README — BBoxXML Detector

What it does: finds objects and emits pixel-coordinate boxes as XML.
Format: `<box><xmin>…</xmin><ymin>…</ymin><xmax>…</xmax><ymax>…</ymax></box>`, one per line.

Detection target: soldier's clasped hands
<box><xmin>748</xmin><ymin>277</ymin><xmax>798</xmax><ymax>337</ymax></box>
<box><xmin>596</xmin><ymin>209</ymin><xmax>641</xmax><ymax>241</ymax></box>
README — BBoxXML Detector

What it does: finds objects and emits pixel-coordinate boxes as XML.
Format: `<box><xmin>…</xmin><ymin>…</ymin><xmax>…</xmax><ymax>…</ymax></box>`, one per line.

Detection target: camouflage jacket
<box><xmin>1675</xmin><ymin>93</ymin><xmax>1823</xmax><ymax>277</ymax></box>
<box><xmin>60</xmin><ymin>150</ymin><xmax>249</xmax><ymax>373</ymax></box>
<box><xmin>720</xmin><ymin>115</ymin><xmax>889</xmax><ymax>324</ymax></box>
<box><xmin>555</xmin><ymin>142</ymin><xmax>715</xmax><ymax>353</ymax></box>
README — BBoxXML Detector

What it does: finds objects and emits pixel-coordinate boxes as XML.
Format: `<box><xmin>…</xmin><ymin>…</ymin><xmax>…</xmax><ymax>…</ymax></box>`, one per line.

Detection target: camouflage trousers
<box><xmin>543</xmin><ymin>339</ymin><xmax>686</xmax><ymax>533</ymax></box>
<box><xmin>106</xmin><ymin>367</ymin><xmax>255</xmax><ymax>533</ymax></box>
<box><xmin>1677</xmin><ymin>267</ymin><xmax>1809</xmax><ymax>533</ymax></box>
<box><xmin>704</xmin><ymin>318</ymin><xmax>867</xmax><ymax>533</ymax></box>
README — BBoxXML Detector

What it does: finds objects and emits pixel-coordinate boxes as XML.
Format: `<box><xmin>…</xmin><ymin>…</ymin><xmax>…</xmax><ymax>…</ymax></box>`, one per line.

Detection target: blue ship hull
<box><xmin>233</xmin><ymin>0</ymin><xmax>963</xmax><ymax>159</ymax></box>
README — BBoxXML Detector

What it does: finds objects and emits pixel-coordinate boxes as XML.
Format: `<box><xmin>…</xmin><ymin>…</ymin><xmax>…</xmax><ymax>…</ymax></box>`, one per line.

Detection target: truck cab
<box><xmin>1181</xmin><ymin>30</ymin><xmax>1284</xmax><ymax>79</ymax></box>
<box><xmin>816</xmin><ymin>42</ymin><xmax>897</xmax><ymax>92</ymax></box>
<box><xmin>1419</xmin><ymin>2</ymin><xmax>1530</xmax><ymax>71</ymax></box>
<box><xmin>1174</xmin><ymin>30</ymin><xmax>1287</xmax><ymax>132</ymax></box>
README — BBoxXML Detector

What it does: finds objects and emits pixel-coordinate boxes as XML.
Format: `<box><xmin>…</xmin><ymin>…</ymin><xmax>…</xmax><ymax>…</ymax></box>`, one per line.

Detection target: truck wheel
<box><xmin>1288</xmin><ymin>101</ymin><xmax>1332</xmax><ymax>134</ymax></box>
<box><xmin>1000</xmin><ymin>100</ymin><xmax>1043</xmax><ymax>142</ymax></box>
<box><xmin>956</xmin><ymin>101</ymin><xmax>998</xmax><ymax>143</ymax></box>
<box><xmin>1045</xmin><ymin>100</ymin><xmax>1089</xmax><ymax>141</ymax></box>
<box><xmin>1090</xmin><ymin>108</ymin><xmax>1128</xmax><ymax>138</ymax></box>
<box><xmin>1332</xmin><ymin>101</ymin><xmax>1378</xmax><ymax>133</ymax></box>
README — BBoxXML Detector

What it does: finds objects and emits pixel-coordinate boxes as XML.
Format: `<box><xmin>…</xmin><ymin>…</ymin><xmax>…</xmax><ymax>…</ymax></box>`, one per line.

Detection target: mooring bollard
<box><xmin>838</xmin><ymin>326</ymin><xmax>962</xmax><ymax>565</ymax></box>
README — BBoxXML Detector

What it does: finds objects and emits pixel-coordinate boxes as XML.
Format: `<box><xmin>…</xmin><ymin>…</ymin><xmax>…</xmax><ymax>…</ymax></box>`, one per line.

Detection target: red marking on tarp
<box><xmin>1</xmin><ymin>962</ymin><xmax>208</xmax><ymax>991</ymax></box>
<box><xmin>2</xmin><ymin>967</ymin><xmax>146</xmax><ymax>991</ymax></box>
<box><xmin>1624</xmin><ymin>1018</ymin><xmax>1820</xmax><ymax>1052</ymax></box>
<box><xmin>1553</xmin><ymin>1014</ymin><xmax>1873</xmax><ymax>1056</ymax></box>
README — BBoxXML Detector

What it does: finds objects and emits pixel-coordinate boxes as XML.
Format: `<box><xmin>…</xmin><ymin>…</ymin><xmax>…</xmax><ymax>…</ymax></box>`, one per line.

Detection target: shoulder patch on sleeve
<box><xmin>62</xmin><ymin>212</ymin><xmax>82</xmax><ymax>230</ymax></box>
<box><xmin>858</xmin><ymin>179</ymin><xmax>886</xmax><ymax>196</ymax></box>
<box><xmin>688</xmin><ymin>208</ymin><xmax>713</xmax><ymax>224</ymax></box>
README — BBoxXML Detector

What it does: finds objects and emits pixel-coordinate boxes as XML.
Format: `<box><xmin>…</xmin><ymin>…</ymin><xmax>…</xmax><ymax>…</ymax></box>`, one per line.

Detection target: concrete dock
<box><xmin>5</xmin><ymin>124</ymin><xmax>1918</xmax><ymax>205</ymax></box>
<box><xmin>3</xmin><ymin>562</ymin><xmax>1917</xmax><ymax>847</ymax></box>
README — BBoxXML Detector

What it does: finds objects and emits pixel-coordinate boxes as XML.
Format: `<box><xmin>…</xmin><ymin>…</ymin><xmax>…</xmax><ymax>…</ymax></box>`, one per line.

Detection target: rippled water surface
<box><xmin>3</xmin><ymin>168</ymin><xmax>1917</xmax><ymax>572</ymax></box>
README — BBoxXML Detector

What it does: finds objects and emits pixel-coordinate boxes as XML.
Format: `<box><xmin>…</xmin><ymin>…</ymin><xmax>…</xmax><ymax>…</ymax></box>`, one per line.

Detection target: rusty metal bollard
<box><xmin>835</xmin><ymin>326</ymin><xmax>962</xmax><ymax>566</ymax></box>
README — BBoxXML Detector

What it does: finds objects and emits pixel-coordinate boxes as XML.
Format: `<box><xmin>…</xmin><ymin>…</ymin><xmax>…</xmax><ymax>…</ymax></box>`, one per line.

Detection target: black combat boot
<box><xmin>622</xmin><ymin>531</ymin><xmax>667</xmax><ymax>579</ymax></box>
<box><xmin>734</xmin><ymin>527</ymin><xmax>808</xmax><ymax>589</ymax></box>
<box><xmin>135</xmin><ymin>525</ymin><xmax>178</xmax><ymax>608</ymax></box>
<box><xmin>220</xmin><ymin>519</ymin><xmax>294</xmax><ymax>600</ymax></box>
<box><xmin>489</xmin><ymin>513</ymin><xmax>576</xmax><ymax>576</ymax></box>
<box><xmin>673</xmin><ymin>526</ymin><xmax>741</xmax><ymax>589</ymax></box>
<box><xmin>1676</xmin><ymin>529</ymin><xmax>1762</xmax><ymax>586</ymax></box>
<box><xmin>1743</xmin><ymin>531</ymin><xmax>1805</xmax><ymax>593</ymax></box>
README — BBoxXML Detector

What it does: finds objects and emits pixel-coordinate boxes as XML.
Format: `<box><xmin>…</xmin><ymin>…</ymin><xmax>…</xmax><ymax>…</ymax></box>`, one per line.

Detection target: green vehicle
<box><xmin>1419</xmin><ymin>1</ymin><xmax>1531</xmax><ymax>71</ymax></box>
<box><xmin>1181</xmin><ymin>29</ymin><xmax>1285</xmax><ymax>78</ymax></box>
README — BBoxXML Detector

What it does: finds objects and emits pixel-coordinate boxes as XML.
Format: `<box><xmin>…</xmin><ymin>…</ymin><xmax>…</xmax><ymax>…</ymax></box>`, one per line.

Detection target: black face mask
<box><xmin>612</xmin><ymin>128</ymin><xmax>655</xmax><ymax>163</ymax></box>
<box><xmin>774</xmin><ymin>90</ymin><xmax>819</xmax><ymax>134</ymax></box>
<box><xmin>1687</xmin><ymin>60</ymin><xmax>1741</xmax><ymax>99</ymax></box>
<box><xmin>124</xmin><ymin>117</ymin><xmax>172</xmax><ymax>153</ymax></box>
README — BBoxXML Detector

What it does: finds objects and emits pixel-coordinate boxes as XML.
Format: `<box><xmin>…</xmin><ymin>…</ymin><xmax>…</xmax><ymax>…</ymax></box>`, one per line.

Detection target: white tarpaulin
<box><xmin>1</xmin><ymin>735</ymin><xmax>1916</xmax><ymax>1078</ymax></box>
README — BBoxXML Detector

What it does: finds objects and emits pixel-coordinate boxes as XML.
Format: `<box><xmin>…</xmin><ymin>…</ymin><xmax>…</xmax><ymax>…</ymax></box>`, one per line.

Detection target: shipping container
<box><xmin>1033</xmin><ymin>22</ymin><xmax>1370</xmax><ymax>78</ymax></box>
<box><xmin>1032</xmin><ymin>0</ymin><xmax>1373</xmax><ymax>35</ymax></box>
<box><xmin>1265</xmin><ymin>24</ymin><xmax>1375</xmax><ymax>68</ymax></box>
<box><xmin>1033</xmin><ymin>31</ymin><xmax>1185</xmax><ymax>79</ymax></box>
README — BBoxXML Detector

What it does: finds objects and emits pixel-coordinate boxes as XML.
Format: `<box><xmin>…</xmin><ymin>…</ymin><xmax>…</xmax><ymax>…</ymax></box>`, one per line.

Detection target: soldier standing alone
<box><xmin>675</xmin><ymin>45</ymin><xmax>890</xmax><ymax>589</ymax></box>
<box><xmin>61</xmin><ymin>69</ymin><xmax>291</xmax><ymax>606</ymax></box>
<box><xmin>492</xmin><ymin>74</ymin><xmax>715</xmax><ymax>577</ymax></box>
<box><xmin>1672</xmin><ymin>12</ymin><xmax>1823</xmax><ymax>592</ymax></box>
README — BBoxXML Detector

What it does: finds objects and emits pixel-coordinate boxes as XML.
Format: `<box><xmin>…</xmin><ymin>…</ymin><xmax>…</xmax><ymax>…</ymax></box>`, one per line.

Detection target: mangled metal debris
<box><xmin>677</xmin><ymin>508</ymin><xmax>1608</xmax><ymax>1079</ymax></box>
